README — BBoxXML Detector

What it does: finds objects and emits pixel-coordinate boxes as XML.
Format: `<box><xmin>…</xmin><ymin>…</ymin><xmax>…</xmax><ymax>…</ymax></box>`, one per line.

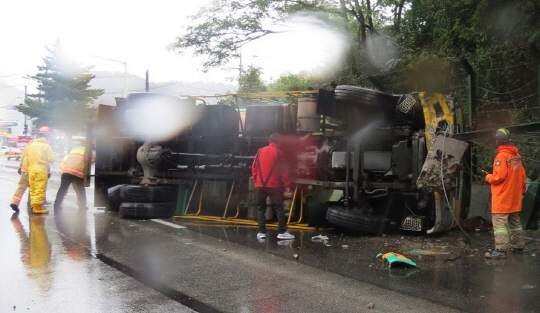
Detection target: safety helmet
<box><xmin>494</xmin><ymin>128</ymin><xmax>510</xmax><ymax>143</ymax></box>
<box><xmin>38</xmin><ymin>126</ymin><xmax>51</xmax><ymax>135</ymax></box>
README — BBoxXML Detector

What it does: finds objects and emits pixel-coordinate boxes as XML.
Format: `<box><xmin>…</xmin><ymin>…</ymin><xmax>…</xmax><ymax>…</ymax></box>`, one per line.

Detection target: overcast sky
<box><xmin>1</xmin><ymin>0</ymin><xmax>350</xmax><ymax>93</ymax></box>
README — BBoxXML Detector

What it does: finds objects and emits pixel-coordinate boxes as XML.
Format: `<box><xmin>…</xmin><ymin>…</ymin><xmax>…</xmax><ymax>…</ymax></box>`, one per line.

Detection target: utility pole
<box><xmin>530</xmin><ymin>45</ymin><xmax>540</xmax><ymax>110</ymax></box>
<box><xmin>459</xmin><ymin>57</ymin><xmax>476</xmax><ymax>131</ymax></box>
<box><xmin>93</xmin><ymin>56</ymin><xmax>128</xmax><ymax>97</ymax></box>
<box><xmin>23</xmin><ymin>86</ymin><xmax>28</xmax><ymax>135</ymax></box>
<box><xmin>239</xmin><ymin>54</ymin><xmax>243</xmax><ymax>82</ymax></box>
<box><xmin>146</xmin><ymin>70</ymin><xmax>149</xmax><ymax>92</ymax></box>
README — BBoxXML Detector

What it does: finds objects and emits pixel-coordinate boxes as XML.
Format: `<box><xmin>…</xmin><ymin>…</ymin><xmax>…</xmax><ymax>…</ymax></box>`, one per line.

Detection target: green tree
<box><xmin>238</xmin><ymin>65</ymin><xmax>267</xmax><ymax>93</ymax></box>
<box><xmin>173</xmin><ymin>0</ymin><xmax>540</xmax><ymax>180</ymax></box>
<box><xmin>267</xmin><ymin>73</ymin><xmax>326</xmax><ymax>91</ymax></box>
<box><xmin>18</xmin><ymin>40</ymin><xmax>104</xmax><ymax>138</ymax></box>
<box><xmin>170</xmin><ymin>0</ymin><xmax>409</xmax><ymax>83</ymax></box>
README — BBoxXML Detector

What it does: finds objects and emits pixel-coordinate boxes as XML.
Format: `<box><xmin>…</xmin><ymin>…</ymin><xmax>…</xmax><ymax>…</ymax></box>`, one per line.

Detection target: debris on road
<box><xmin>523</xmin><ymin>284</ymin><xmax>536</xmax><ymax>290</ymax></box>
<box><xmin>409</xmin><ymin>248</ymin><xmax>451</xmax><ymax>255</ymax></box>
<box><xmin>443</xmin><ymin>254</ymin><xmax>462</xmax><ymax>262</ymax></box>
<box><xmin>377</xmin><ymin>252</ymin><xmax>417</xmax><ymax>268</ymax></box>
<box><xmin>312</xmin><ymin>235</ymin><xmax>330</xmax><ymax>246</ymax></box>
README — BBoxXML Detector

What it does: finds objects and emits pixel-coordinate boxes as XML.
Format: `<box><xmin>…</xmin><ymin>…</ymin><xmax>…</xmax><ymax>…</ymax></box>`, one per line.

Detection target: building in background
<box><xmin>0</xmin><ymin>106</ymin><xmax>29</xmax><ymax>146</ymax></box>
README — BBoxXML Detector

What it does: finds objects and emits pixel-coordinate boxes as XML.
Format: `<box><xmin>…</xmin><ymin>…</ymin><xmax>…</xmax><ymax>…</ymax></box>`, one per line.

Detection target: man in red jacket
<box><xmin>252</xmin><ymin>134</ymin><xmax>294</xmax><ymax>240</ymax></box>
<box><xmin>484</xmin><ymin>128</ymin><xmax>527</xmax><ymax>259</ymax></box>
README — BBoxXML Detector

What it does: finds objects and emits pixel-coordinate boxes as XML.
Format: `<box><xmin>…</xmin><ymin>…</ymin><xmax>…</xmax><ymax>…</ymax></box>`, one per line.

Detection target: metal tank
<box><xmin>296</xmin><ymin>96</ymin><xmax>320</xmax><ymax>132</ymax></box>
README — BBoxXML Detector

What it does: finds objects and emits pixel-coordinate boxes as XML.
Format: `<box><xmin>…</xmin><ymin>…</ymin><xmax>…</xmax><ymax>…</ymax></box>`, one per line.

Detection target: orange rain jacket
<box><xmin>485</xmin><ymin>145</ymin><xmax>527</xmax><ymax>214</ymax></box>
<box><xmin>251</xmin><ymin>143</ymin><xmax>290</xmax><ymax>188</ymax></box>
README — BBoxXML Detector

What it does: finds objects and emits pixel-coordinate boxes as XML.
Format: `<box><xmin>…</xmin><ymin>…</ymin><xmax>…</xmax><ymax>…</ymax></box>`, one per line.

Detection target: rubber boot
<box><xmin>10</xmin><ymin>203</ymin><xmax>19</xmax><ymax>212</ymax></box>
<box><xmin>32</xmin><ymin>203</ymin><xmax>49</xmax><ymax>214</ymax></box>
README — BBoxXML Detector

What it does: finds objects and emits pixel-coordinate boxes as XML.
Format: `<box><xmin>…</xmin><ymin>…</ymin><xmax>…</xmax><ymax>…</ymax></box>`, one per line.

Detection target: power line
<box><xmin>0</xmin><ymin>73</ymin><xmax>29</xmax><ymax>78</ymax></box>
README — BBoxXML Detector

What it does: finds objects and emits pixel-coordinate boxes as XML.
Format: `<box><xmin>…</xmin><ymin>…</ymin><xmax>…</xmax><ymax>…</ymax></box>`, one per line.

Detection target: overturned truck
<box><xmin>93</xmin><ymin>86</ymin><xmax>471</xmax><ymax>235</ymax></box>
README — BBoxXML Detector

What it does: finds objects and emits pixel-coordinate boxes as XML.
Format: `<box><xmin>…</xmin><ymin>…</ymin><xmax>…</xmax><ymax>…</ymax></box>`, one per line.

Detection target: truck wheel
<box><xmin>107</xmin><ymin>184</ymin><xmax>126</xmax><ymax>212</ymax></box>
<box><xmin>119</xmin><ymin>202</ymin><xmax>176</xmax><ymax>219</ymax></box>
<box><xmin>326</xmin><ymin>206</ymin><xmax>386</xmax><ymax>235</ymax></box>
<box><xmin>120</xmin><ymin>185</ymin><xmax>178</xmax><ymax>203</ymax></box>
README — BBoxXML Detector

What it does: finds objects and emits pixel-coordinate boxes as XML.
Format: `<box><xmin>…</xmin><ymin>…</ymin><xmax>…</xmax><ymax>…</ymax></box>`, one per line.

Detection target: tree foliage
<box><xmin>171</xmin><ymin>0</ymin><xmax>339</xmax><ymax>69</ymax></box>
<box><xmin>238</xmin><ymin>65</ymin><xmax>267</xmax><ymax>93</ymax></box>
<box><xmin>267</xmin><ymin>73</ymin><xmax>326</xmax><ymax>91</ymax></box>
<box><xmin>18</xmin><ymin>40</ymin><xmax>104</xmax><ymax>136</ymax></box>
<box><xmin>174</xmin><ymin>0</ymin><xmax>540</xmax><ymax>177</ymax></box>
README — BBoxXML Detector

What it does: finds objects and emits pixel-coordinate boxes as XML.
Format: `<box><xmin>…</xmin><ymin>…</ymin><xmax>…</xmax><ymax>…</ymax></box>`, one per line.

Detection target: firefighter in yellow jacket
<box><xmin>484</xmin><ymin>128</ymin><xmax>527</xmax><ymax>259</ymax></box>
<box><xmin>23</xmin><ymin>126</ymin><xmax>55</xmax><ymax>214</ymax></box>
<box><xmin>10</xmin><ymin>139</ymin><xmax>33</xmax><ymax>212</ymax></box>
<box><xmin>54</xmin><ymin>144</ymin><xmax>91</xmax><ymax>211</ymax></box>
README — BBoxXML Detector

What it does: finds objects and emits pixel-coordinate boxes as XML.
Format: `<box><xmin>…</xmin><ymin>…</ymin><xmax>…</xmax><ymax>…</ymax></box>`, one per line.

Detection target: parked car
<box><xmin>6</xmin><ymin>146</ymin><xmax>23</xmax><ymax>161</ymax></box>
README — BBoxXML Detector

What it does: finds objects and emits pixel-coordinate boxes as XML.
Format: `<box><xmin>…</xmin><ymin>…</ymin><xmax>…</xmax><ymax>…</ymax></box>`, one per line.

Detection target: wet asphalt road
<box><xmin>1</xmin><ymin>158</ymin><xmax>539</xmax><ymax>313</ymax></box>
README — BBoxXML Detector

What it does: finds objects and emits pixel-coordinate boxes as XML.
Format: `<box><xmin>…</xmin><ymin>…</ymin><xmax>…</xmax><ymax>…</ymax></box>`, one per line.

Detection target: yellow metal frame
<box><xmin>418</xmin><ymin>92</ymin><xmax>454</xmax><ymax>150</ymax></box>
<box><xmin>173</xmin><ymin>90</ymin><xmax>321</xmax><ymax>230</ymax></box>
<box><xmin>178</xmin><ymin>183</ymin><xmax>314</xmax><ymax>230</ymax></box>
<box><xmin>180</xmin><ymin>90</ymin><xmax>318</xmax><ymax>100</ymax></box>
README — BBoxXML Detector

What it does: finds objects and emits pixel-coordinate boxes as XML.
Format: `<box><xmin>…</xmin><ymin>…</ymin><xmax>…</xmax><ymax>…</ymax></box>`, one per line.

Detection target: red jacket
<box><xmin>252</xmin><ymin>143</ymin><xmax>290</xmax><ymax>188</ymax></box>
<box><xmin>485</xmin><ymin>145</ymin><xmax>527</xmax><ymax>214</ymax></box>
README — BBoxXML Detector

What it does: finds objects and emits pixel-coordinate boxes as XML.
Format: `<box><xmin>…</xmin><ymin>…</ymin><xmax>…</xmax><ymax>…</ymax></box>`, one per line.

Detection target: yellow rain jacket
<box><xmin>485</xmin><ymin>145</ymin><xmax>527</xmax><ymax>214</ymax></box>
<box><xmin>18</xmin><ymin>139</ymin><xmax>35</xmax><ymax>172</ymax></box>
<box><xmin>23</xmin><ymin>138</ymin><xmax>55</xmax><ymax>205</ymax></box>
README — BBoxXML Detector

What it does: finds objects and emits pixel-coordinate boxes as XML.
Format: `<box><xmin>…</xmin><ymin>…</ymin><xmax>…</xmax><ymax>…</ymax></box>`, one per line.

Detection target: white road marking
<box><xmin>151</xmin><ymin>219</ymin><xmax>186</xmax><ymax>229</ymax></box>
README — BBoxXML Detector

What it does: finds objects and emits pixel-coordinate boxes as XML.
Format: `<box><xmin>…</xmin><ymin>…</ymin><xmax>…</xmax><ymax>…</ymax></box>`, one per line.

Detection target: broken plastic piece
<box><xmin>376</xmin><ymin>252</ymin><xmax>417</xmax><ymax>267</ymax></box>
<box><xmin>311</xmin><ymin>235</ymin><xmax>329</xmax><ymax>241</ymax></box>
<box><xmin>311</xmin><ymin>235</ymin><xmax>330</xmax><ymax>246</ymax></box>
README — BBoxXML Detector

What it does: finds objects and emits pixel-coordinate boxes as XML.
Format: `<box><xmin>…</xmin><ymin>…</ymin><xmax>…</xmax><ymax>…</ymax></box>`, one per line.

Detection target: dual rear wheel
<box><xmin>112</xmin><ymin>185</ymin><xmax>178</xmax><ymax>219</ymax></box>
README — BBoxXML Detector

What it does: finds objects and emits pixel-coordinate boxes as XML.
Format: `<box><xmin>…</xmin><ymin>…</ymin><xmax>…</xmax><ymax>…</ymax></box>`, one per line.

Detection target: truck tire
<box><xmin>326</xmin><ymin>206</ymin><xmax>386</xmax><ymax>235</ymax></box>
<box><xmin>119</xmin><ymin>202</ymin><xmax>176</xmax><ymax>219</ymax></box>
<box><xmin>120</xmin><ymin>185</ymin><xmax>178</xmax><ymax>203</ymax></box>
<box><xmin>333</xmin><ymin>85</ymin><xmax>397</xmax><ymax>110</ymax></box>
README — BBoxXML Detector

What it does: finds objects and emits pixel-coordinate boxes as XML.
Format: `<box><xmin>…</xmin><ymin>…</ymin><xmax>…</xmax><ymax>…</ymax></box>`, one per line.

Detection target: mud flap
<box><xmin>427</xmin><ymin>191</ymin><xmax>455</xmax><ymax>234</ymax></box>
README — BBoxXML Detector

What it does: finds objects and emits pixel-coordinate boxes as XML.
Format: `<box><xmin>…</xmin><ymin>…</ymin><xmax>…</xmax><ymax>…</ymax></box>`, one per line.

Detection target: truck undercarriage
<box><xmin>93</xmin><ymin>86</ymin><xmax>470</xmax><ymax>235</ymax></box>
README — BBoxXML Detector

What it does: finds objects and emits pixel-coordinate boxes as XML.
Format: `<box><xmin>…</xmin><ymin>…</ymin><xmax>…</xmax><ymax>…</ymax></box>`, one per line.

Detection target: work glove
<box><xmin>17</xmin><ymin>168</ymin><xmax>21</xmax><ymax>175</ymax></box>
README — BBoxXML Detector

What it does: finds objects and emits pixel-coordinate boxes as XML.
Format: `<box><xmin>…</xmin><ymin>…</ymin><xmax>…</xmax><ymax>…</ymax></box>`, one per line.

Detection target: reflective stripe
<box><xmin>494</xmin><ymin>227</ymin><xmax>509</xmax><ymax>235</ymax></box>
<box><xmin>65</xmin><ymin>168</ymin><xmax>84</xmax><ymax>176</ymax></box>
<box><xmin>12</xmin><ymin>195</ymin><xmax>21</xmax><ymax>201</ymax></box>
<box><xmin>509</xmin><ymin>227</ymin><xmax>523</xmax><ymax>232</ymax></box>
